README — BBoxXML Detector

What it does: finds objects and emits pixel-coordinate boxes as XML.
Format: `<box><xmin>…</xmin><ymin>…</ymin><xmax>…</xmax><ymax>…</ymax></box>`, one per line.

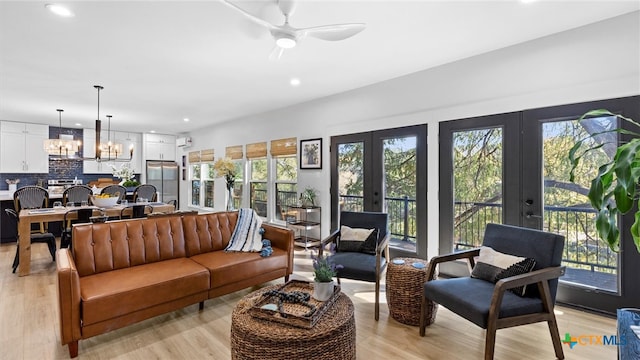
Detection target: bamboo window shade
<box><xmin>188</xmin><ymin>151</ymin><xmax>201</xmax><ymax>163</ymax></box>
<box><xmin>246</xmin><ymin>142</ymin><xmax>267</xmax><ymax>159</ymax></box>
<box><xmin>225</xmin><ymin>145</ymin><xmax>243</xmax><ymax>160</ymax></box>
<box><xmin>200</xmin><ymin>149</ymin><xmax>215</xmax><ymax>162</ymax></box>
<box><xmin>270</xmin><ymin>137</ymin><xmax>297</xmax><ymax>157</ymax></box>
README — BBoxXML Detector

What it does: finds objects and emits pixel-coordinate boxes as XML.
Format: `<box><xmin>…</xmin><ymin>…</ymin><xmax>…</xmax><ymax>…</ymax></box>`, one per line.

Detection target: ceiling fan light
<box><xmin>45</xmin><ymin>4</ymin><xmax>74</xmax><ymax>17</ymax></box>
<box><xmin>276</xmin><ymin>36</ymin><xmax>296</xmax><ymax>49</ymax></box>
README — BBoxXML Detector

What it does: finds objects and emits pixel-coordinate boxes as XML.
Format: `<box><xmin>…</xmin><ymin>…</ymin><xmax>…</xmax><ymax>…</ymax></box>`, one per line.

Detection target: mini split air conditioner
<box><xmin>176</xmin><ymin>137</ymin><xmax>192</xmax><ymax>148</ymax></box>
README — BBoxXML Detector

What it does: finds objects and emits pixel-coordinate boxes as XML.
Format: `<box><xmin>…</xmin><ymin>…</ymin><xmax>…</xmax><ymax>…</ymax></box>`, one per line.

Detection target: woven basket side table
<box><xmin>386</xmin><ymin>257</ymin><xmax>438</xmax><ymax>326</ymax></box>
<box><xmin>231</xmin><ymin>284</ymin><xmax>356</xmax><ymax>360</ymax></box>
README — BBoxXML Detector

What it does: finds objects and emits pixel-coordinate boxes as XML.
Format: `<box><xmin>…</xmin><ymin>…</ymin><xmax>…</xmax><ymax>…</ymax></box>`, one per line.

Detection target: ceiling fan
<box><xmin>221</xmin><ymin>0</ymin><xmax>366</xmax><ymax>59</ymax></box>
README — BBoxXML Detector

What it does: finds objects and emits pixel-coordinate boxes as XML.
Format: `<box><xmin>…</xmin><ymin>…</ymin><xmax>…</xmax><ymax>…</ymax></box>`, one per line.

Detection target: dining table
<box><xmin>17</xmin><ymin>202</ymin><xmax>175</xmax><ymax>276</ymax></box>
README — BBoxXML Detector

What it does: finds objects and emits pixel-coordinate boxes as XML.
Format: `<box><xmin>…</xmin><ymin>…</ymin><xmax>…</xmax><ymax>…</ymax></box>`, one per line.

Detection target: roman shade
<box><xmin>246</xmin><ymin>142</ymin><xmax>267</xmax><ymax>159</ymax></box>
<box><xmin>270</xmin><ymin>137</ymin><xmax>297</xmax><ymax>157</ymax></box>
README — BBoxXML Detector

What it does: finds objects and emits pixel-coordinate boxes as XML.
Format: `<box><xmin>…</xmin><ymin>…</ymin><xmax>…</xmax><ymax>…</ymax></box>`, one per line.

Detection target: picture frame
<box><xmin>300</xmin><ymin>138</ymin><xmax>322</xmax><ymax>169</ymax></box>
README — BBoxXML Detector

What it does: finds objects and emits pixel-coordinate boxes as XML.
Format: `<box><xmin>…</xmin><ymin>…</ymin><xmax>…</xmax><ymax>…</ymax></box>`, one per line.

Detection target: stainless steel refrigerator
<box><xmin>146</xmin><ymin>160</ymin><xmax>179</xmax><ymax>204</ymax></box>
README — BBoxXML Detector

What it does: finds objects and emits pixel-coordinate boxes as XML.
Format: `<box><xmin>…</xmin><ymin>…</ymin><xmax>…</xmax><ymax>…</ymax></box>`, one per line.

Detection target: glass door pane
<box><xmin>452</xmin><ymin>127</ymin><xmax>503</xmax><ymax>252</ymax></box>
<box><xmin>542</xmin><ymin>117</ymin><xmax>618</xmax><ymax>292</ymax></box>
<box><xmin>337</xmin><ymin>142</ymin><xmax>364</xmax><ymax>212</ymax></box>
<box><xmin>383</xmin><ymin>136</ymin><xmax>417</xmax><ymax>252</ymax></box>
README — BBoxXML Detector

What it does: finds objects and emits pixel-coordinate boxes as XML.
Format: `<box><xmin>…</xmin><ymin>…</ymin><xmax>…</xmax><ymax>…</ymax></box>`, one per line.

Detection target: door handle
<box><xmin>525</xmin><ymin>212</ymin><xmax>542</xmax><ymax>219</ymax></box>
<box><xmin>524</xmin><ymin>199</ymin><xmax>533</xmax><ymax>206</ymax></box>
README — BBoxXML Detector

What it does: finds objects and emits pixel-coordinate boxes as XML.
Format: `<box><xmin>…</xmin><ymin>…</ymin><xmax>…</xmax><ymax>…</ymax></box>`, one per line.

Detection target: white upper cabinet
<box><xmin>83</xmin><ymin>129</ymin><xmax>142</xmax><ymax>174</ymax></box>
<box><xmin>144</xmin><ymin>133</ymin><xmax>176</xmax><ymax>161</ymax></box>
<box><xmin>0</xmin><ymin>121</ymin><xmax>49</xmax><ymax>173</ymax></box>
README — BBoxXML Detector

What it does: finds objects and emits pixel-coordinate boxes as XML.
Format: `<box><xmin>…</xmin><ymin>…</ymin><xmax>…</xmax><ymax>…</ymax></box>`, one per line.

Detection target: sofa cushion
<box><xmin>190</xmin><ymin>247</ymin><xmax>289</xmax><ymax>289</ymax></box>
<box><xmin>80</xmin><ymin>258</ymin><xmax>209</xmax><ymax>325</ymax></box>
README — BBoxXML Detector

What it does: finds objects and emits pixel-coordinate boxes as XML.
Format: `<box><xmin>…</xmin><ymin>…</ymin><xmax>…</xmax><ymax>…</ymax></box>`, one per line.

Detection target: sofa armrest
<box><xmin>262</xmin><ymin>224</ymin><xmax>295</xmax><ymax>274</ymax></box>
<box><xmin>56</xmin><ymin>248</ymin><xmax>82</xmax><ymax>346</ymax></box>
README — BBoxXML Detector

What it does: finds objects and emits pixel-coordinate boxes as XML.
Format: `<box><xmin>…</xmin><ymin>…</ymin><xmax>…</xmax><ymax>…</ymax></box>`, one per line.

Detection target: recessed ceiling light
<box><xmin>45</xmin><ymin>4</ymin><xmax>75</xmax><ymax>17</ymax></box>
<box><xmin>150</xmin><ymin>130</ymin><xmax>156</xmax><ymax>133</ymax></box>
<box><xmin>183</xmin><ymin>118</ymin><xmax>190</xmax><ymax>122</ymax></box>
<box><xmin>75</xmin><ymin>123</ymin><xmax>82</xmax><ymax>127</ymax></box>
<box><xmin>290</xmin><ymin>78</ymin><xmax>301</xmax><ymax>87</ymax></box>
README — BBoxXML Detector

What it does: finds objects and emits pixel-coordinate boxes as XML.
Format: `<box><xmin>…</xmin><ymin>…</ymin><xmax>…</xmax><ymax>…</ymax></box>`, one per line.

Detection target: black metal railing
<box><xmin>339</xmin><ymin>194</ymin><xmax>416</xmax><ymax>243</ymax></box>
<box><xmin>454</xmin><ymin>201</ymin><xmax>617</xmax><ymax>275</ymax></box>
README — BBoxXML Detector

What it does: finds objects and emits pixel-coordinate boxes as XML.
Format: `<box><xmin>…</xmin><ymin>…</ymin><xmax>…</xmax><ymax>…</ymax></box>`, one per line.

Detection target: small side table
<box><xmin>386</xmin><ymin>257</ymin><xmax>438</xmax><ymax>326</ymax></box>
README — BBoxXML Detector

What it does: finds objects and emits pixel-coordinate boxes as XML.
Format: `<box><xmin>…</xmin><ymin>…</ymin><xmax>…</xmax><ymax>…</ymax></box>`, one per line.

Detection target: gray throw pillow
<box><xmin>470</xmin><ymin>246</ymin><xmax>536</xmax><ymax>296</ymax></box>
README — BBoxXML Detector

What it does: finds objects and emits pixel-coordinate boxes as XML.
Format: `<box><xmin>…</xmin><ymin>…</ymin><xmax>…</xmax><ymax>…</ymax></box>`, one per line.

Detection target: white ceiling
<box><xmin>1</xmin><ymin>1</ymin><xmax>638</xmax><ymax>135</ymax></box>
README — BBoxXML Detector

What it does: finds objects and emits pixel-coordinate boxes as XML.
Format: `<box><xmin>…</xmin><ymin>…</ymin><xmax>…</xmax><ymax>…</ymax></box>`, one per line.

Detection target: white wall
<box><xmin>182</xmin><ymin>12</ymin><xmax>640</xmax><ymax>259</ymax></box>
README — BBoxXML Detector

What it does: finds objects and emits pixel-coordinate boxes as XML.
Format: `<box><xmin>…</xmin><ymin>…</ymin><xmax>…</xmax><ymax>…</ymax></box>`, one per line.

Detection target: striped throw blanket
<box><xmin>225</xmin><ymin>208</ymin><xmax>264</xmax><ymax>252</ymax></box>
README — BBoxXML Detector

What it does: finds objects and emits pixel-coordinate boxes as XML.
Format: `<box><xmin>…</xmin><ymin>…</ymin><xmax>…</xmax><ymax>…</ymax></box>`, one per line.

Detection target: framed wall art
<box><xmin>300</xmin><ymin>138</ymin><xmax>322</xmax><ymax>169</ymax></box>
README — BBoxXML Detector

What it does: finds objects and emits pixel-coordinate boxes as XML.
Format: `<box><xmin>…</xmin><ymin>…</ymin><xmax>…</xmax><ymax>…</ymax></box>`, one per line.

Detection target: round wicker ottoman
<box><xmin>386</xmin><ymin>257</ymin><xmax>438</xmax><ymax>326</ymax></box>
<box><xmin>231</xmin><ymin>284</ymin><xmax>356</xmax><ymax>360</ymax></box>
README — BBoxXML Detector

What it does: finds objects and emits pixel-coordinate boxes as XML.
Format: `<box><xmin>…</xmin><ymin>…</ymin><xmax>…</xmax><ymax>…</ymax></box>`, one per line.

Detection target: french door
<box><xmin>439</xmin><ymin>96</ymin><xmax>640</xmax><ymax>313</ymax></box>
<box><xmin>330</xmin><ymin>124</ymin><xmax>427</xmax><ymax>258</ymax></box>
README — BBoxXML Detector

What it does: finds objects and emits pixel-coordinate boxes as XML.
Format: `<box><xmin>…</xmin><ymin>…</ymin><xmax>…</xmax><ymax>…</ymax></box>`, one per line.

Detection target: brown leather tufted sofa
<box><xmin>56</xmin><ymin>211</ymin><xmax>294</xmax><ymax>358</ymax></box>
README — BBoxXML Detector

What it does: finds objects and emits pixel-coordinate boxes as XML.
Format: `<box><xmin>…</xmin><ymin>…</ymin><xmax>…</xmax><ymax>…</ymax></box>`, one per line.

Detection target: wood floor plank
<box><xmin>0</xmin><ymin>242</ymin><xmax>618</xmax><ymax>359</ymax></box>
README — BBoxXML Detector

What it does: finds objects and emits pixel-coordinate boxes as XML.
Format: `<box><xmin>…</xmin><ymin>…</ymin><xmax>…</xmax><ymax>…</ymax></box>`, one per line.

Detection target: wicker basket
<box><xmin>386</xmin><ymin>257</ymin><xmax>438</xmax><ymax>326</ymax></box>
<box><xmin>231</xmin><ymin>284</ymin><xmax>356</xmax><ymax>360</ymax></box>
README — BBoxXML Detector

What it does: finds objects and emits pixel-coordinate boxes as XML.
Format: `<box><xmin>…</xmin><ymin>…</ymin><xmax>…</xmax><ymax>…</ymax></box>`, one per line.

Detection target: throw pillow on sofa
<box><xmin>338</xmin><ymin>225</ymin><xmax>378</xmax><ymax>254</ymax></box>
<box><xmin>470</xmin><ymin>246</ymin><xmax>536</xmax><ymax>296</ymax></box>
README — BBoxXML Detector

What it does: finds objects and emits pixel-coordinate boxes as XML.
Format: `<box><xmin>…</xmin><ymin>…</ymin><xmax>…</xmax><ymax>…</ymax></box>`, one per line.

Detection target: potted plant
<box><xmin>111</xmin><ymin>163</ymin><xmax>139</xmax><ymax>189</ymax></box>
<box><xmin>300</xmin><ymin>186</ymin><xmax>318</xmax><ymax>207</ymax></box>
<box><xmin>213</xmin><ymin>157</ymin><xmax>238</xmax><ymax>211</ymax></box>
<box><xmin>311</xmin><ymin>245</ymin><xmax>342</xmax><ymax>301</ymax></box>
<box><xmin>569</xmin><ymin>109</ymin><xmax>640</xmax><ymax>253</ymax></box>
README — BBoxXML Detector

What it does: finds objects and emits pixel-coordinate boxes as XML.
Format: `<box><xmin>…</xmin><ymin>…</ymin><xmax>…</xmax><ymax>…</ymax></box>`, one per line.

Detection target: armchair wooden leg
<box><xmin>547</xmin><ymin>317</ymin><xmax>565</xmax><ymax>359</ymax></box>
<box><xmin>199</xmin><ymin>301</ymin><xmax>204</xmax><ymax>310</ymax></box>
<box><xmin>419</xmin><ymin>294</ymin><xmax>427</xmax><ymax>337</ymax></box>
<box><xmin>375</xmin><ymin>277</ymin><xmax>380</xmax><ymax>321</ymax></box>
<box><xmin>484</xmin><ymin>322</ymin><xmax>497</xmax><ymax>360</ymax></box>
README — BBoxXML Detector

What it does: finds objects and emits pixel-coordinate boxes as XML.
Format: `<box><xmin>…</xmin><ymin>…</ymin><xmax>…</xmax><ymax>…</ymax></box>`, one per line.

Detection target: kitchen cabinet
<box><xmin>0</xmin><ymin>121</ymin><xmax>49</xmax><ymax>173</ymax></box>
<box><xmin>144</xmin><ymin>133</ymin><xmax>176</xmax><ymax>161</ymax></box>
<box><xmin>115</xmin><ymin>132</ymin><xmax>142</xmax><ymax>174</ymax></box>
<box><xmin>83</xmin><ymin>129</ymin><xmax>142</xmax><ymax>174</ymax></box>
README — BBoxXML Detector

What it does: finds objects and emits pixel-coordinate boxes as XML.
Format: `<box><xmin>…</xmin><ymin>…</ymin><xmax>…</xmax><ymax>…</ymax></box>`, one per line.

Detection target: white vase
<box><xmin>313</xmin><ymin>280</ymin><xmax>334</xmax><ymax>302</ymax></box>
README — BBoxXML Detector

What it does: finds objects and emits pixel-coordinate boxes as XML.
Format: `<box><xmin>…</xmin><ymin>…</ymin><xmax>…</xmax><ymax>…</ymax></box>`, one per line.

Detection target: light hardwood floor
<box><xmin>0</xmin><ymin>241</ymin><xmax>618</xmax><ymax>359</ymax></box>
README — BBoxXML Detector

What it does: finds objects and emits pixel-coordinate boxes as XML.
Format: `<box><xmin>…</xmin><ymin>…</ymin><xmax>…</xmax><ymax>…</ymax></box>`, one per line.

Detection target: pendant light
<box><xmin>89</xmin><ymin>85</ymin><xmax>133</xmax><ymax>162</ymax></box>
<box><xmin>43</xmin><ymin>109</ymin><xmax>80</xmax><ymax>157</ymax></box>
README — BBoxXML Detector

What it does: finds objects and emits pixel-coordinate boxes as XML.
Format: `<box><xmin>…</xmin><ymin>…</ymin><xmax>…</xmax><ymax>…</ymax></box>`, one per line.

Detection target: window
<box><xmin>226</xmin><ymin>145</ymin><xmax>245</xmax><ymax>210</ymax></box>
<box><xmin>189</xmin><ymin>149</ymin><xmax>215</xmax><ymax>209</ymax></box>
<box><xmin>275</xmin><ymin>155</ymin><xmax>297</xmax><ymax>221</ymax></box>
<box><xmin>250</xmin><ymin>158</ymin><xmax>268</xmax><ymax>217</ymax></box>
<box><xmin>232</xmin><ymin>159</ymin><xmax>244</xmax><ymax>209</ymax></box>
<box><xmin>202</xmin><ymin>162</ymin><xmax>215</xmax><ymax>208</ymax></box>
<box><xmin>190</xmin><ymin>163</ymin><xmax>200</xmax><ymax>207</ymax></box>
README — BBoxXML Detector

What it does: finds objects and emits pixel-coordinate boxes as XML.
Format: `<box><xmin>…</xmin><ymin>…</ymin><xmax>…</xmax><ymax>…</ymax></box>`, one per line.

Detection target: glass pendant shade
<box><xmin>43</xmin><ymin>109</ymin><xmax>79</xmax><ymax>156</ymax></box>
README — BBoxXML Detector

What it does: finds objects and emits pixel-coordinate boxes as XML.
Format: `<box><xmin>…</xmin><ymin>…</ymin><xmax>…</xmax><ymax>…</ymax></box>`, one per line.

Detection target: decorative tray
<box><xmin>248</xmin><ymin>280</ymin><xmax>341</xmax><ymax>329</ymax></box>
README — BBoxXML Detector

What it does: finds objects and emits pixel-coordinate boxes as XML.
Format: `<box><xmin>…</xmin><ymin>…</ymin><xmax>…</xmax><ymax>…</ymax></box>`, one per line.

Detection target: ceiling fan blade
<box><xmin>220</xmin><ymin>0</ymin><xmax>277</xmax><ymax>31</ymax></box>
<box><xmin>299</xmin><ymin>23</ymin><xmax>365</xmax><ymax>41</ymax></box>
<box><xmin>277</xmin><ymin>0</ymin><xmax>296</xmax><ymax>17</ymax></box>
<box><xmin>269</xmin><ymin>46</ymin><xmax>285</xmax><ymax>61</ymax></box>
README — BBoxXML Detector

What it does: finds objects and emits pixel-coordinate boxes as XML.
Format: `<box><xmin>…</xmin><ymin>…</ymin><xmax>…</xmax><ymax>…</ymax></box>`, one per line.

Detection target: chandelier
<box><xmin>90</xmin><ymin>85</ymin><xmax>133</xmax><ymax>162</ymax></box>
<box><xmin>43</xmin><ymin>109</ymin><xmax>80</xmax><ymax>157</ymax></box>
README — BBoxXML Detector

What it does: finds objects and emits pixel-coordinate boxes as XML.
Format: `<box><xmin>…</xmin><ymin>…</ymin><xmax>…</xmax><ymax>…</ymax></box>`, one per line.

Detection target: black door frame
<box><xmin>439</xmin><ymin>95</ymin><xmax>640</xmax><ymax>313</ymax></box>
<box><xmin>330</xmin><ymin>124</ymin><xmax>428</xmax><ymax>258</ymax></box>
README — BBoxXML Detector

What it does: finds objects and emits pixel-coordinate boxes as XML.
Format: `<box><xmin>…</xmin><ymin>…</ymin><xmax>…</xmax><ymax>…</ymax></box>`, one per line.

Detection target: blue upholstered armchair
<box><xmin>420</xmin><ymin>223</ymin><xmax>566</xmax><ymax>360</ymax></box>
<box><xmin>320</xmin><ymin>211</ymin><xmax>389</xmax><ymax>320</ymax></box>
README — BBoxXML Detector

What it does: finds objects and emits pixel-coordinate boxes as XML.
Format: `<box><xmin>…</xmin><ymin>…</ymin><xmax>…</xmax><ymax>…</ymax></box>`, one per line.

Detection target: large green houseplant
<box><xmin>569</xmin><ymin>109</ymin><xmax>640</xmax><ymax>253</ymax></box>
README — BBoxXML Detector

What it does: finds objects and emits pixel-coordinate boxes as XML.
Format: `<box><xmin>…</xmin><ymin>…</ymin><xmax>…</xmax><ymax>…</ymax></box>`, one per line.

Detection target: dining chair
<box><xmin>120</xmin><ymin>204</ymin><xmax>153</xmax><ymax>219</ymax></box>
<box><xmin>60</xmin><ymin>208</ymin><xmax>95</xmax><ymax>249</ymax></box>
<box><xmin>100</xmin><ymin>184</ymin><xmax>127</xmax><ymax>203</ymax></box>
<box><xmin>62</xmin><ymin>185</ymin><xmax>93</xmax><ymax>206</ymax></box>
<box><xmin>320</xmin><ymin>211</ymin><xmax>390</xmax><ymax>320</ymax></box>
<box><xmin>13</xmin><ymin>185</ymin><xmax>49</xmax><ymax>233</ymax></box>
<box><xmin>132</xmin><ymin>184</ymin><xmax>157</xmax><ymax>203</ymax></box>
<box><xmin>420</xmin><ymin>223</ymin><xmax>566</xmax><ymax>360</ymax></box>
<box><xmin>5</xmin><ymin>208</ymin><xmax>56</xmax><ymax>273</ymax></box>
